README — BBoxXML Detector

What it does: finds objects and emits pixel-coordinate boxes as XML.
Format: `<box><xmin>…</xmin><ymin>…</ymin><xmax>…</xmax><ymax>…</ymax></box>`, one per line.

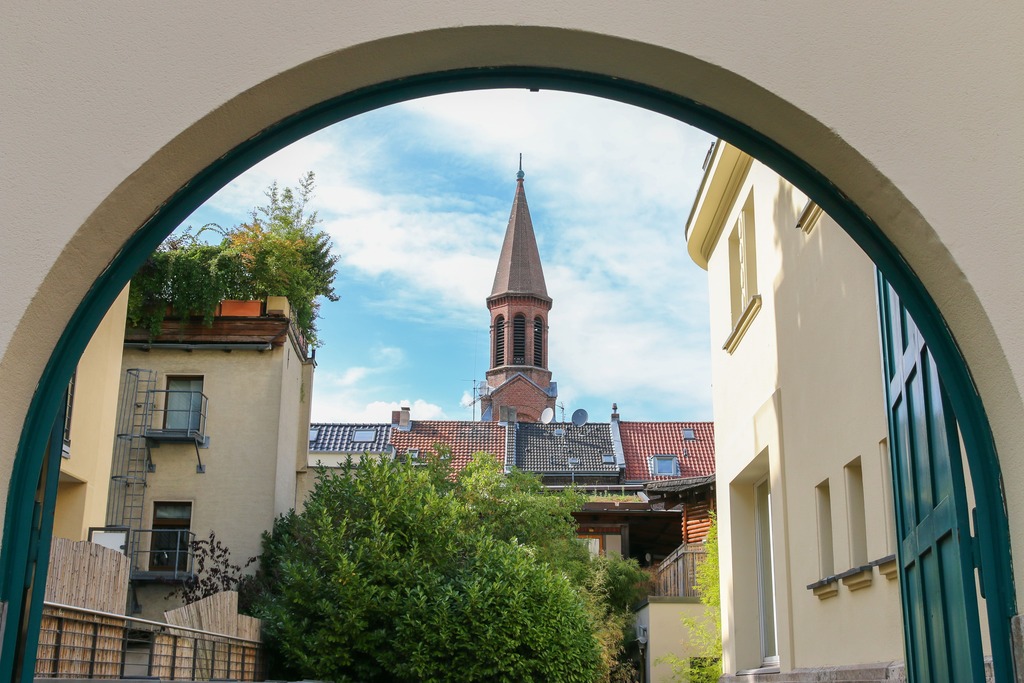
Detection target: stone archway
<box><xmin>3</xmin><ymin>11</ymin><xmax>1022</xmax><ymax>681</ymax></box>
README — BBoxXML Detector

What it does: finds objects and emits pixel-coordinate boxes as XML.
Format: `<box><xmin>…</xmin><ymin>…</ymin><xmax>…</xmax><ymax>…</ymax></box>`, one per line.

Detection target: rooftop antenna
<box><xmin>540</xmin><ymin>407</ymin><xmax>554</xmax><ymax>424</ymax></box>
<box><xmin>556</xmin><ymin>401</ymin><xmax>566</xmax><ymax>421</ymax></box>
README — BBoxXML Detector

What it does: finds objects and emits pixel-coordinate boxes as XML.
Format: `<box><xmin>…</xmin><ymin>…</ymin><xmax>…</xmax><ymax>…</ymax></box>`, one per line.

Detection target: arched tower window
<box><xmin>512</xmin><ymin>314</ymin><xmax>526</xmax><ymax>365</ymax></box>
<box><xmin>493</xmin><ymin>316</ymin><xmax>505</xmax><ymax>367</ymax></box>
<box><xmin>534</xmin><ymin>316</ymin><xmax>544</xmax><ymax>368</ymax></box>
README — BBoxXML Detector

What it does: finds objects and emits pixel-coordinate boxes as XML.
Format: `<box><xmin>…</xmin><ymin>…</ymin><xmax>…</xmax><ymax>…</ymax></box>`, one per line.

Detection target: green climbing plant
<box><xmin>127</xmin><ymin>172</ymin><xmax>338</xmax><ymax>346</ymax></box>
<box><xmin>663</xmin><ymin>514</ymin><xmax>722</xmax><ymax>683</ymax></box>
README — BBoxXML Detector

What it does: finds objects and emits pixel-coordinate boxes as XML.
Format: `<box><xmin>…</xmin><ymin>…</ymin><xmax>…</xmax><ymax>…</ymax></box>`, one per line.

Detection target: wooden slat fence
<box><xmin>654</xmin><ymin>542</ymin><xmax>707</xmax><ymax>598</ymax></box>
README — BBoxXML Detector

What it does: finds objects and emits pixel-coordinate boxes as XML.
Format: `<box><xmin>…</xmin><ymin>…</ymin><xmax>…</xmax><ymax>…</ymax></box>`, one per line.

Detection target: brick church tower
<box><xmin>480</xmin><ymin>164</ymin><xmax>558</xmax><ymax>423</ymax></box>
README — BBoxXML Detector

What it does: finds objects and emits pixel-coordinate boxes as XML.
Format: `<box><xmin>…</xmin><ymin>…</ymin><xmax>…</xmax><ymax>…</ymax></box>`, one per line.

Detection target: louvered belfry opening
<box><xmin>493</xmin><ymin>316</ymin><xmax>505</xmax><ymax>367</ymax></box>
<box><xmin>512</xmin><ymin>314</ymin><xmax>527</xmax><ymax>365</ymax></box>
<box><xmin>534</xmin><ymin>317</ymin><xmax>544</xmax><ymax>368</ymax></box>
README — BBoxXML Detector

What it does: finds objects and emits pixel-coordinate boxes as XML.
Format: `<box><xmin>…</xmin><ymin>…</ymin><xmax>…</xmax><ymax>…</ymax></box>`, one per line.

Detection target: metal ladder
<box><xmin>106</xmin><ymin>368</ymin><xmax>156</xmax><ymax>537</ymax></box>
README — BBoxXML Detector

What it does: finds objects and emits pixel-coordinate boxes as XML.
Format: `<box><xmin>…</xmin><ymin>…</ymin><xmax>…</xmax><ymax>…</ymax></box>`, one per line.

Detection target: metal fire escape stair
<box><xmin>107</xmin><ymin>369</ymin><xmax>155</xmax><ymax>538</ymax></box>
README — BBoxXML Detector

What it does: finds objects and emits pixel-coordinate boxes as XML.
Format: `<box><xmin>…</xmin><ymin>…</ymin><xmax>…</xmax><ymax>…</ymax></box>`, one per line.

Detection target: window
<box><xmin>62</xmin><ymin>371</ymin><xmax>76</xmax><ymax>456</ymax></box>
<box><xmin>533</xmin><ymin>316</ymin><xmax>544</xmax><ymax>367</ymax></box>
<box><xmin>512</xmin><ymin>314</ymin><xmax>526</xmax><ymax>364</ymax></box>
<box><xmin>845</xmin><ymin>458</ymin><xmax>868</xmax><ymax>566</ymax></box>
<box><xmin>754</xmin><ymin>477</ymin><xmax>778</xmax><ymax>665</ymax></box>
<box><xmin>815</xmin><ymin>479</ymin><xmax>834</xmax><ymax>577</ymax></box>
<box><xmin>682</xmin><ymin>427</ymin><xmax>696</xmax><ymax>440</ymax></box>
<box><xmin>150</xmin><ymin>502</ymin><xmax>192</xmax><ymax>572</ymax></box>
<box><xmin>602</xmin><ymin>453</ymin><xmax>616</xmax><ymax>465</ymax></box>
<box><xmin>352</xmin><ymin>428</ymin><xmax>377</xmax><ymax>443</ymax></box>
<box><xmin>493</xmin><ymin>316</ymin><xmax>505</xmax><ymax>367</ymax></box>
<box><xmin>407</xmin><ymin>449</ymin><xmax>420</xmax><ymax>462</ymax></box>
<box><xmin>165</xmin><ymin>376</ymin><xmax>204</xmax><ymax>432</ymax></box>
<box><xmin>652</xmin><ymin>455</ymin><xmax>678</xmax><ymax>476</ymax></box>
<box><xmin>728</xmin><ymin>193</ymin><xmax>758</xmax><ymax>326</ymax></box>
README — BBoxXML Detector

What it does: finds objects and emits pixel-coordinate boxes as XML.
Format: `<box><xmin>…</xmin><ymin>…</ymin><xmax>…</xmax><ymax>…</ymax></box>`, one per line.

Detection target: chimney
<box><xmin>398</xmin><ymin>405</ymin><xmax>411</xmax><ymax>431</ymax></box>
<box><xmin>610</xmin><ymin>403</ymin><xmax>620</xmax><ymax>422</ymax></box>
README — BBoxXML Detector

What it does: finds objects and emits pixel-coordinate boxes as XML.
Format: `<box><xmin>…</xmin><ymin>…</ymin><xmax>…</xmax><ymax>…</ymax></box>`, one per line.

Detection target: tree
<box><xmin>128</xmin><ymin>172</ymin><xmax>339</xmax><ymax>346</ymax></box>
<box><xmin>250</xmin><ymin>454</ymin><xmax>603</xmax><ymax>682</ymax></box>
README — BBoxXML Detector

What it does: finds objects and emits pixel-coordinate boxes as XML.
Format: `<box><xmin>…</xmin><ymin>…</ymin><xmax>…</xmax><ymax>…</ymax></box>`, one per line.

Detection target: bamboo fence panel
<box><xmin>163</xmin><ymin>591</ymin><xmax>263</xmax><ymax>680</ymax></box>
<box><xmin>36</xmin><ymin>538</ymin><xmax>131</xmax><ymax>677</ymax></box>
<box><xmin>43</xmin><ymin>537</ymin><xmax>130</xmax><ymax>613</ymax></box>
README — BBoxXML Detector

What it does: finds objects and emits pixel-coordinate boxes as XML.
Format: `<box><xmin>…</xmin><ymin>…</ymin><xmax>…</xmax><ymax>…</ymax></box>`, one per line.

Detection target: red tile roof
<box><xmin>617</xmin><ymin>421</ymin><xmax>715</xmax><ymax>481</ymax></box>
<box><xmin>390</xmin><ymin>421</ymin><xmax>507</xmax><ymax>474</ymax></box>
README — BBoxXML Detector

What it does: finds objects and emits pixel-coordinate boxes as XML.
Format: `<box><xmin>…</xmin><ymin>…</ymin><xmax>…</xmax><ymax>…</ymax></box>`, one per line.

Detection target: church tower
<box><xmin>480</xmin><ymin>163</ymin><xmax>557</xmax><ymax>423</ymax></box>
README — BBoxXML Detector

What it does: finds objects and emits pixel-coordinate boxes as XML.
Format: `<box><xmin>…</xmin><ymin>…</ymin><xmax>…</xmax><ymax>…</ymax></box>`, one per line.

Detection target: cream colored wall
<box><xmin>120</xmin><ymin>338</ymin><xmax>306</xmax><ymax>619</ymax></box>
<box><xmin>3</xmin><ymin>0</ymin><xmax>1024</xmax><ymax>639</ymax></box>
<box><xmin>772</xmin><ymin>204</ymin><xmax>904</xmax><ymax>667</ymax></box>
<box><xmin>52</xmin><ymin>286</ymin><xmax>129</xmax><ymax>541</ymax></box>
<box><xmin>635</xmin><ymin>598</ymin><xmax>709</xmax><ymax>683</ymax></box>
<box><xmin>699</xmin><ymin>155</ymin><xmax>906</xmax><ymax>672</ymax></box>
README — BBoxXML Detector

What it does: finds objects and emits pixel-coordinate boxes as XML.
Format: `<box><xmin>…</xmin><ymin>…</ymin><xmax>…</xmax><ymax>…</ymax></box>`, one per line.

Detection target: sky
<box><xmin>178</xmin><ymin>90</ymin><xmax>716</xmax><ymax>424</ymax></box>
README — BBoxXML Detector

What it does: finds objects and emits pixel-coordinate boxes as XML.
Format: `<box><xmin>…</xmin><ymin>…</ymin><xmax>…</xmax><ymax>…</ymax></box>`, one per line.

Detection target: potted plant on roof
<box><xmin>127</xmin><ymin>172</ymin><xmax>339</xmax><ymax>346</ymax></box>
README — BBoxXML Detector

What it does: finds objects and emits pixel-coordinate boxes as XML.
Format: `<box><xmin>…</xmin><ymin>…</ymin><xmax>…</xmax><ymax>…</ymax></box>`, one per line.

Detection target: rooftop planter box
<box><xmin>216</xmin><ymin>299</ymin><xmax>262</xmax><ymax>317</ymax></box>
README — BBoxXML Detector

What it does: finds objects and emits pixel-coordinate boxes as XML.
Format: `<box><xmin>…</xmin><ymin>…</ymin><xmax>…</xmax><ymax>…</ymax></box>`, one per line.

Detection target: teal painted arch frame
<box><xmin>0</xmin><ymin>67</ymin><xmax>1015</xmax><ymax>680</ymax></box>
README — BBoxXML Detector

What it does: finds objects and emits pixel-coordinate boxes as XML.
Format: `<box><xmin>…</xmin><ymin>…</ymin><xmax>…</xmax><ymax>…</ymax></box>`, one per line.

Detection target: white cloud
<box><xmin>311</xmin><ymin>397</ymin><xmax>447</xmax><ymax>424</ymax></box>
<box><xmin>190</xmin><ymin>90</ymin><xmax>715</xmax><ymax>420</ymax></box>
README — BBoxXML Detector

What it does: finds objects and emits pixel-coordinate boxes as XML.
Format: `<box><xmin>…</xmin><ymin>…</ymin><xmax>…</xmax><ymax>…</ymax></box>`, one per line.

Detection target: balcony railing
<box><xmin>653</xmin><ymin>543</ymin><xmax>707</xmax><ymax>598</ymax></box>
<box><xmin>145</xmin><ymin>389</ymin><xmax>208</xmax><ymax>444</ymax></box>
<box><xmin>129</xmin><ymin>529</ymin><xmax>196</xmax><ymax>582</ymax></box>
<box><xmin>36</xmin><ymin>601</ymin><xmax>264</xmax><ymax>680</ymax></box>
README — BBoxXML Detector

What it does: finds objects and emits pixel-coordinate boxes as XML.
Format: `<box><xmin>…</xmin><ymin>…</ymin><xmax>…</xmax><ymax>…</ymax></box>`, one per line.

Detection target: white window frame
<box><xmin>754</xmin><ymin>476</ymin><xmax>779</xmax><ymax>667</ymax></box>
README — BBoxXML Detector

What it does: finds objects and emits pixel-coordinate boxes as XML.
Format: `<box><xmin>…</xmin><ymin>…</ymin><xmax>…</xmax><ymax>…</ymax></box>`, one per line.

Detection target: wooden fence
<box><xmin>653</xmin><ymin>542</ymin><xmax>707</xmax><ymax>598</ymax></box>
<box><xmin>36</xmin><ymin>538</ymin><xmax>130</xmax><ymax>677</ymax></box>
<box><xmin>160</xmin><ymin>592</ymin><xmax>263</xmax><ymax>680</ymax></box>
<box><xmin>35</xmin><ymin>540</ymin><xmax>263</xmax><ymax>680</ymax></box>
<box><xmin>43</xmin><ymin>537</ymin><xmax>130</xmax><ymax>613</ymax></box>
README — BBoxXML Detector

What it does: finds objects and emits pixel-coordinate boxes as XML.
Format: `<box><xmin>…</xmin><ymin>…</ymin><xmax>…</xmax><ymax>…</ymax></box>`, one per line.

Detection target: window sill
<box><xmin>837</xmin><ymin>564</ymin><xmax>874</xmax><ymax>591</ymax></box>
<box><xmin>723</xmin><ymin>295</ymin><xmax>762</xmax><ymax>354</ymax></box>
<box><xmin>870</xmin><ymin>554</ymin><xmax>899</xmax><ymax>580</ymax></box>
<box><xmin>806</xmin><ymin>575</ymin><xmax>839</xmax><ymax>600</ymax></box>
<box><xmin>736</xmin><ymin>665</ymin><xmax>781</xmax><ymax>676</ymax></box>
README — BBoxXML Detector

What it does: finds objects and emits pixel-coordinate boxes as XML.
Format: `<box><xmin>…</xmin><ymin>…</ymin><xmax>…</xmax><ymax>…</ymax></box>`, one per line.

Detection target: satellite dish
<box><xmin>540</xmin><ymin>407</ymin><xmax>554</xmax><ymax>424</ymax></box>
<box><xmin>571</xmin><ymin>408</ymin><xmax>589</xmax><ymax>427</ymax></box>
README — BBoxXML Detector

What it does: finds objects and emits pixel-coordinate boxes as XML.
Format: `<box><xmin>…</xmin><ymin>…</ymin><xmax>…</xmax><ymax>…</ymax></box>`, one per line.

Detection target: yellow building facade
<box><xmin>687</xmin><ymin>143</ymin><xmax>909</xmax><ymax>677</ymax></box>
<box><xmin>52</xmin><ymin>287</ymin><xmax>130</xmax><ymax>542</ymax></box>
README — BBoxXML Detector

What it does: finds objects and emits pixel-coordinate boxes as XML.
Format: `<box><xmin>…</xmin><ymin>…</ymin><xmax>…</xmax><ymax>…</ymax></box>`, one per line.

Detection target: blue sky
<box><xmin>179</xmin><ymin>90</ymin><xmax>716</xmax><ymax>423</ymax></box>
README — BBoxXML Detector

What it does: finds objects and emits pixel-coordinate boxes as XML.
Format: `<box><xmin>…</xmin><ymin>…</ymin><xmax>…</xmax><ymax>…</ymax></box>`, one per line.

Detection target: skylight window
<box><xmin>652</xmin><ymin>455</ymin><xmax>679</xmax><ymax>476</ymax></box>
<box><xmin>682</xmin><ymin>427</ymin><xmax>697</xmax><ymax>440</ymax></box>
<box><xmin>352</xmin><ymin>428</ymin><xmax>377</xmax><ymax>443</ymax></box>
<box><xmin>602</xmin><ymin>454</ymin><xmax>616</xmax><ymax>465</ymax></box>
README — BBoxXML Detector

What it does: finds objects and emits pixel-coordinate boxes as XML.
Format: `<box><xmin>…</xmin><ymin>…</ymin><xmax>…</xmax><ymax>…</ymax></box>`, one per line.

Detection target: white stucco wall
<box><xmin>2</xmin><ymin>0</ymin><xmax>1022</xmax><ymax>629</ymax></box>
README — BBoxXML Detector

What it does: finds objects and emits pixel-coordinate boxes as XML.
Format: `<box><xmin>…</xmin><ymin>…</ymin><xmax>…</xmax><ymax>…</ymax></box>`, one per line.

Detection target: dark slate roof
<box><xmin>390</xmin><ymin>421</ymin><xmax>507</xmax><ymax>474</ymax></box>
<box><xmin>309</xmin><ymin>423</ymin><xmax>391</xmax><ymax>453</ymax></box>
<box><xmin>619</xmin><ymin>421</ymin><xmax>715</xmax><ymax>481</ymax></box>
<box><xmin>514</xmin><ymin>422</ymin><xmax>618</xmax><ymax>474</ymax></box>
<box><xmin>489</xmin><ymin>174</ymin><xmax>550</xmax><ymax>301</ymax></box>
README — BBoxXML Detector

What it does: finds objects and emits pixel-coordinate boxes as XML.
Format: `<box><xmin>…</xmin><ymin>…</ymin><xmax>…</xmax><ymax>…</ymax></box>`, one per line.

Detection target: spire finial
<box><xmin>516</xmin><ymin>153</ymin><xmax>525</xmax><ymax>181</ymax></box>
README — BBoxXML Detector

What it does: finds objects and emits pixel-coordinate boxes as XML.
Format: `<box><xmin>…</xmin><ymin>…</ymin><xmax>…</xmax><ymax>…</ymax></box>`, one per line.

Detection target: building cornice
<box><xmin>684</xmin><ymin>141</ymin><xmax>753</xmax><ymax>270</ymax></box>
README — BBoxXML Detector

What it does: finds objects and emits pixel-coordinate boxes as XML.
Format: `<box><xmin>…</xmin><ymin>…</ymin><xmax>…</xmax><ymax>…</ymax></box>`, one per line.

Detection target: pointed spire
<box><xmin>490</xmin><ymin>163</ymin><xmax>549</xmax><ymax>300</ymax></box>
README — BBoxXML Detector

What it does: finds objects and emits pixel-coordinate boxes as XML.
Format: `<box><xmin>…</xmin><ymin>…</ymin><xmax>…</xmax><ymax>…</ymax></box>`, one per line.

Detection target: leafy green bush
<box><xmin>249</xmin><ymin>455</ymin><xmax>603</xmax><ymax>682</ymax></box>
<box><xmin>128</xmin><ymin>172</ymin><xmax>338</xmax><ymax>346</ymax></box>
